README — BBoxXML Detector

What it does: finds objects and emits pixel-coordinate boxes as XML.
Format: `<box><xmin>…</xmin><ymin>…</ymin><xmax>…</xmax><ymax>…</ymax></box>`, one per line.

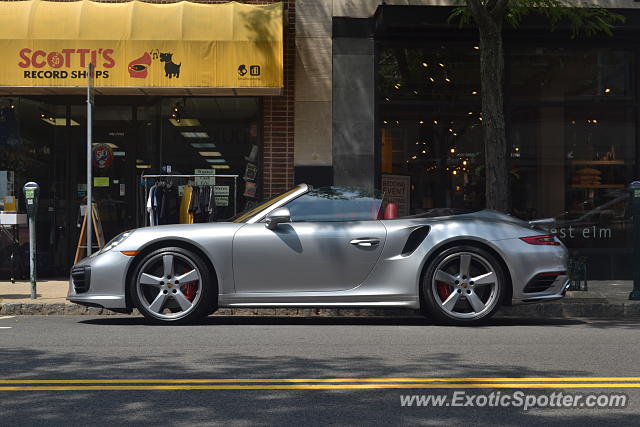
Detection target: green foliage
<box><xmin>449</xmin><ymin>0</ymin><xmax>625</xmax><ymax>37</ymax></box>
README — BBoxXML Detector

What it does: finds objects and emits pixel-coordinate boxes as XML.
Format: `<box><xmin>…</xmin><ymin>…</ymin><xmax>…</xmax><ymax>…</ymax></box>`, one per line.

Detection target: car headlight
<box><xmin>98</xmin><ymin>231</ymin><xmax>133</xmax><ymax>255</ymax></box>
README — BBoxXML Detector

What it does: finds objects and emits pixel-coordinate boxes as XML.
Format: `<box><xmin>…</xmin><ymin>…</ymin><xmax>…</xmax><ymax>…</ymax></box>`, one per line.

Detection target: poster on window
<box><xmin>243</xmin><ymin>181</ymin><xmax>257</xmax><ymax>198</ymax></box>
<box><xmin>381</xmin><ymin>174</ymin><xmax>410</xmax><ymax>217</ymax></box>
<box><xmin>244</xmin><ymin>163</ymin><xmax>258</xmax><ymax>181</ymax></box>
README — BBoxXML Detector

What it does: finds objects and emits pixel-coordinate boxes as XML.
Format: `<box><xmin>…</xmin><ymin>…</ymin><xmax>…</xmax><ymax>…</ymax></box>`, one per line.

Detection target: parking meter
<box><xmin>630</xmin><ymin>181</ymin><xmax>640</xmax><ymax>300</ymax></box>
<box><xmin>23</xmin><ymin>182</ymin><xmax>39</xmax><ymax>299</ymax></box>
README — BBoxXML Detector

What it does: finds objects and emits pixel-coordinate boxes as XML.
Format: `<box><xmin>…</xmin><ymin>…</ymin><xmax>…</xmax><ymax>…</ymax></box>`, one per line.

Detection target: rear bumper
<box><xmin>513</xmin><ymin>278</ymin><xmax>571</xmax><ymax>304</ymax></box>
<box><xmin>489</xmin><ymin>237</ymin><xmax>569</xmax><ymax>305</ymax></box>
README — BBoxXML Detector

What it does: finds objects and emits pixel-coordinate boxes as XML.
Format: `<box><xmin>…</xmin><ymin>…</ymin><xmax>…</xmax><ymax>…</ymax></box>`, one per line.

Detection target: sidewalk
<box><xmin>1</xmin><ymin>279</ymin><xmax>639</xmax><ymax>317</ymax></box>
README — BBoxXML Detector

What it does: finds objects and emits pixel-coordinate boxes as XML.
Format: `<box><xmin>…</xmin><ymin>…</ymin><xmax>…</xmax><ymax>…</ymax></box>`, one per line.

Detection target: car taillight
<box><xmin>520</xmin><ymin>235</ymin><xmax>560</xmax><ymax>246</ymax></box>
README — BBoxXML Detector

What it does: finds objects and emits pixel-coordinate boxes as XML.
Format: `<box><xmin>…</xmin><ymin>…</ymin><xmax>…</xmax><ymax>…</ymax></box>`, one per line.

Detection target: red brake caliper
<box><xmin>181</xmin><ymin>282</ymin><xmax>198</xmax><ymax>301</ymax></box>
<box><xmin>437</xmin><ymin>282</ymin><xmax>452</xmax><ymax>300</ymax></box>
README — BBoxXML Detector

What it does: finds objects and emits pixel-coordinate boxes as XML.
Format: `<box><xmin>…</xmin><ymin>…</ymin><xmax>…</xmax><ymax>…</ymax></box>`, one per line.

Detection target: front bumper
<box><xmin>67</xmin><ymin>249</ymin><xmax>134</xmax><ymax>309</ymax></box>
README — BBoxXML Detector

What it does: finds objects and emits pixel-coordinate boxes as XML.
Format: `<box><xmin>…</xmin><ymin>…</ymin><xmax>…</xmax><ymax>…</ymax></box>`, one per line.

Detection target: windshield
<box><xmin>231</xmin><ymin>186</ymin><xmax>302</xmax><ymax>223</ymax></box>
<box><xmin>285</xmin><ymin>187</ymin><xmax>385</xmax><ymax>222</ymax></box>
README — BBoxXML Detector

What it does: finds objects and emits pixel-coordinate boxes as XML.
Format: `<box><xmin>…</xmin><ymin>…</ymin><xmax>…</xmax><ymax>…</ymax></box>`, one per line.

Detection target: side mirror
<box><xmin>265</xmin><ymin>207</ymin><xmax>291</xmax><ymax>230</ymax></box>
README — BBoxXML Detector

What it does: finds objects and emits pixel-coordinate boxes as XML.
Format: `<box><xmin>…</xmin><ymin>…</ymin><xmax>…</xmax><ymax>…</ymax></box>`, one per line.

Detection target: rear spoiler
<box><xmin>528</xmin><ymin>218</ymin><xmax>556</xmax><ymax>229</ymax></box>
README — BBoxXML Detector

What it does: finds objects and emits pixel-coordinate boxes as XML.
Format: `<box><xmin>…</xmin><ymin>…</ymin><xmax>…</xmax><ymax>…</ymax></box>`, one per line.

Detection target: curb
<box><xmin>1</xmin><ymin>302</ymin><xmax>639</xmax><ymax>318</ymax></box>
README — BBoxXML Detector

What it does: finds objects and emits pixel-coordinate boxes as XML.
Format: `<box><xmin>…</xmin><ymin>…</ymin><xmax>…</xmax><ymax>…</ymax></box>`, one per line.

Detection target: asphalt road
<box><xmin>1</xmin><ymin>315</ymin><xmax>639</xmax><ymax>426</ymax></box>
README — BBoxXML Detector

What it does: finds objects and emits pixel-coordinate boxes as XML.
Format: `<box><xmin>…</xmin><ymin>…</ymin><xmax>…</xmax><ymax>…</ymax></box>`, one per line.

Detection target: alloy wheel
<box><xmin>136</xmin><ymin>251</ymin><xmax>203</xmax><ymax>320</ymax></box>
<box><xmin>431</xmin><ymin>252</ymin><xmax>500</xmax><ymax>320</ymax></box>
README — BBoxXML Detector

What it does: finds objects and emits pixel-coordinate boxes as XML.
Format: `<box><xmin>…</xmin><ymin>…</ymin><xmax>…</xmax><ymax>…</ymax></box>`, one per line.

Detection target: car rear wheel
<box><xmin>421</xmin><ymin>246</ymin><xmax>505</xmax><ymax>325</ymax></box>
<box><xmin>131</xmin><ymin>247</ymin><xmax>215</xmax><ymax>324</ymax></box>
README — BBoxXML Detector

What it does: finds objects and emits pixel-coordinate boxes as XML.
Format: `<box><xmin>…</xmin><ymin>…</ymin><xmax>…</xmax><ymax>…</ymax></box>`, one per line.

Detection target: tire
<box><xmin>421</xmin><ymin>245</ymin><xmax>506</xmax><ymax>326</ymax></box>
<box><xmin>130</xmin><ymin>246</ymin><xmax>216</xmax><ymax>324</ymax></box>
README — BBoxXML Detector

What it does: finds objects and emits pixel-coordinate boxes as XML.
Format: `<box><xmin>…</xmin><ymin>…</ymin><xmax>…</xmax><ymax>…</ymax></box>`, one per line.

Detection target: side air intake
<box><xmin>401</xmin><ymin>226</ymin><xmax>431</xmax><ymax>256</ymax></box>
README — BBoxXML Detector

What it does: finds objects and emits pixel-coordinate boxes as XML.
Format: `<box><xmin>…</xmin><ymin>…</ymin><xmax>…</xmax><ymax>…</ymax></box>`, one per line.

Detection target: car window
<box><xmin>285</xmin><ymin>187</ymin><xmax>384</xmax><ymax>222</ymax></box>
<box><xmin>231</xmin><ymin>186</ymin><xmax>301</xmax><ymax>223</ymax></box>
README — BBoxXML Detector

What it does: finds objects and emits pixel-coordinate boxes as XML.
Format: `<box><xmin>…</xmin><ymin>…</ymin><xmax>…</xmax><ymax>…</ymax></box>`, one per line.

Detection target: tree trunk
<box><xmin>479</xmin><ymin>23</ymin><xmax>510</xmax><ymax>212</ymax></box>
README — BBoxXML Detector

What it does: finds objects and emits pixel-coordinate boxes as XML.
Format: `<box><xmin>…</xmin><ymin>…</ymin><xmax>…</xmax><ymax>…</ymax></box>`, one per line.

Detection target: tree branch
<box><xmin>466</xmin><ymin>0</ymin><xmax>492</xmax><ymax>28</ymax></box>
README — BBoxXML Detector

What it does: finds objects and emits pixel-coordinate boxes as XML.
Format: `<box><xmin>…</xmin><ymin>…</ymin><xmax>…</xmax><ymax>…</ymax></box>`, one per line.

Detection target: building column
<box><xmin>332</xmin><ymin>36</ymin><xmax>376</xmax><ymax>190</ymax></box>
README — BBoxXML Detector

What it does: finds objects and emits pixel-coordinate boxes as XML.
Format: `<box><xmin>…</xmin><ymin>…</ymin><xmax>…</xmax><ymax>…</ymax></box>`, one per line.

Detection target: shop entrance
<box><xmin>0</xmin><ymin>96</ymin><xmax>261</xmax><ymax>279</ymax></box>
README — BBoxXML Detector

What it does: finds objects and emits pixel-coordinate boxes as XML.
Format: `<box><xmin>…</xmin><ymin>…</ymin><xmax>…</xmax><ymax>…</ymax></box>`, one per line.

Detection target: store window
<box><xmin>377</xmin><ymin>41</ymin><xmax>637</xmax><ymax>279</ymax></box>
<box><xmin>378</xmin><ymin>44</ymin><xmax>481</xmax><ymax>103</ymax></box>
<box><xmin>510</xmin><ymin>47</ymin><xmax>633</xmax><ymax>101</ymax></box>
<box><xmin>380</xmin><ymin>107</ymin><xmax>484</xmax><ymax>213</ymax></box>
<box><xmin>0</xmin><ymin>97</ymin><xmax>68</xmax><ymax>277</ymax></box>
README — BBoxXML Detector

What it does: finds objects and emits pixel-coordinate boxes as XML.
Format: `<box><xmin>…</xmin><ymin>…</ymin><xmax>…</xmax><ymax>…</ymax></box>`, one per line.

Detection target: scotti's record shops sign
<box><xmin>0</xmin><ymin>0</ymin><xmax>283</xmax><ymax>89</ymax></box>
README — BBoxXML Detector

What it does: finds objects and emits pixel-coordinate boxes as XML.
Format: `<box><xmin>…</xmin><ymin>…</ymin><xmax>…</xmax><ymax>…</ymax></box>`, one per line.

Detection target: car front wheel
<box><xmin>422</xmin><ymin>246</ymin><xmax>505</xmax><ymax>325</ymax></box>
<box><xmin>131</xmin><ymin>247</ymin><xmax>215</xmax><ymax>324</ymax></box>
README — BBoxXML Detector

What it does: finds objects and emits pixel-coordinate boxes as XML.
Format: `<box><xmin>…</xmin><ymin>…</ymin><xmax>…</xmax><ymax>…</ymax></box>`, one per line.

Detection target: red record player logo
<box><xmin>128</xmin><ymin>52</ymin><xmax>152</xmax><ymax>78</ymax></box>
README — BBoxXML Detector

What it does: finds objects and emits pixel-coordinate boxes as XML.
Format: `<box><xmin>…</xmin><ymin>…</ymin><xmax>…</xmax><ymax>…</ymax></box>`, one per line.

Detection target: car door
<box><xmin>232</xmin><ymin>187</ymin><xmax>387</xmax><ymax>293</ymax></box>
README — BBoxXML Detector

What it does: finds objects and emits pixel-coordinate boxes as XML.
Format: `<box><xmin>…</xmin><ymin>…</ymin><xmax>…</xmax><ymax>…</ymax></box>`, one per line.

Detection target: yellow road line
<box><xmin>1</xmin><ymin>377</ymin><xmax>639</xmax><ymax>384</ymax></box>
<box><xmin>1</xmin><ymin>383</ymin><xmax>640</xmax><ymax>391</ymax></box>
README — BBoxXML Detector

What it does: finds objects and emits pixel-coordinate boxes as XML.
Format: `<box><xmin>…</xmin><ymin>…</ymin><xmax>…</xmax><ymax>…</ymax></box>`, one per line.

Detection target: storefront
<box><xmin>329</xmin><ymin>4</ymin><xmax>640</xmax><ymax>279</ymax></box>
<box><xmin>0</xmin><ymin>0</ymin><xmax>291</xmax><ymax>278</ymax></box>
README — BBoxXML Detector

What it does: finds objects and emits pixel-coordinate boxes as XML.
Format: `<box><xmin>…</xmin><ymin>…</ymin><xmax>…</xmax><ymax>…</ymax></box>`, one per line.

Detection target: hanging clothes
<box><xmin>180</xmin><ymin>185</ymin><xmax>194</xmax><ymax>224</ymax></box>
<box><xmin>147</xmin><ymin>183</ymin><xmax>157</xmax><ymax>226</ymax></box>
<box><xmin>159</xmin><ymin>183</ymin><xmax>180</xmax><ymax>225</ymax></box>
<box><xmin>207</xmin><ymin>185</ymin><xmax>216</xmax><ymax>222</ymax></box>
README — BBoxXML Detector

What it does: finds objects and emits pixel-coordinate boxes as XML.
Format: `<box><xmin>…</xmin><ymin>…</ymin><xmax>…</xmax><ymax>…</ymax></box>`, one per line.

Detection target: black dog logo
<box><xmin>160</xmin><ymin>52</ymin><xmax>181</xmax><ymax>78</ymax></box>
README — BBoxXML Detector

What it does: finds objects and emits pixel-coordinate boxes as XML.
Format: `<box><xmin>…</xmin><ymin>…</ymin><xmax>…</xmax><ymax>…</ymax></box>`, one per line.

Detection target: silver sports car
<box><xmin>68</xmin><ymin>184</ymin><xmax>569</xmax><ymax>325</ymax></box>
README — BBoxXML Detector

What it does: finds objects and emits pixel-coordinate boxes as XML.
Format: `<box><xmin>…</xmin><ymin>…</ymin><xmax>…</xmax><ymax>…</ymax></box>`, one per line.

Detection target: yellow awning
<box><xmin>0</xmin><ymin>0</ymin><xmax>283</xmax><ymax>95</ymax></box>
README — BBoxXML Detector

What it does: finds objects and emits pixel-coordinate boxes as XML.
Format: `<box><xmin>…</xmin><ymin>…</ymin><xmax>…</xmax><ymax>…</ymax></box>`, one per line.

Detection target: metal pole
<box><xmin>28</xmin><ymin>215</ymin><xmax>36</xmax><ymax>299</ymax></box>
<box><xmin>233</xmin><ymin>176</ymin><xmax>237</xmax><ymax>216</ymax></box>
<box><xmin>630</xmin><ymin>181</ymin><xmax>640</xmax><ymax>300</ymax></box>
<box><xmin>86</xmin><ymin>63</ymin><xmax>93</xmax><ymax>256</ymax></box>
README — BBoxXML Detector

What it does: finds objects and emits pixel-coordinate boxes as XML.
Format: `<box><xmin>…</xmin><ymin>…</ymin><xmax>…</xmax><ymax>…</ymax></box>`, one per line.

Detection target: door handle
<box><xmin>350</xmin><ymin>238</ymin><xmax>380</xmax><ymax>247</ymax></box>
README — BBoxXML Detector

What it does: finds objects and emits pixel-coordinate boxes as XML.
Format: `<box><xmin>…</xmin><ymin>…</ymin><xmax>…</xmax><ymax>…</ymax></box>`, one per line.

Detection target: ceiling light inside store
<box><xmin>471</xmin><ymin>91</ymin><xmax>478</xmax><ymax>95</ymax></box>
<box><xmin>113</xmin><ymin>151</ymin><xmax>125</xmax><ymax>157</ymax></box>
<box><xmin>190</xmin><ymin>143</ymin><xmax>216</xmax><ymax>148</ymax></box>
<box><xmin>169</xmin><ymin>118</ymin><xmax>200</xmax><ymax>127</ymax></box>
<box><xmin>205</xmin><ymin>159</ymin><xmax>226</xmax><ymax>164</ymax></box>
<box><xmin>211</xmin><ymin>165</ymin><xmax>230</xmax><ymax>169</ymax></box>
<box><xmin>473</xmin><ymin>46</ymin><xmax>480</xmax><ymax>50</ymax></box>
<box><xmin>198</xmin><ymin>151</ymin><xmax>222</xmax><ymax>157</ymax></box>
<box><xmin>422</xmin><ymin>62</ymin><xmax>428</xmax><ymax>68</ymax></box>
<box><xmin>136</xmin><ymin>164</ymin><xmax>151</xmax><ymax>169</ymax></box>
<box><xmin>93</xmin><ymin>142</ymin><xmax>119</xmax><ymax>149</ymax></box>
<box><xmin>604</xmin><ymin>88</ymin><xmax>611</xmax><ymax>93</ymax></box>
<box><xmin>181</xmin><ymin>131</ymin><xmax>209</xmax><ymax>138</ymax></box>
<box><xmin>41</xmin><ymin>118</ymin><xmax>80</xmax><ymax>126</ymax></box>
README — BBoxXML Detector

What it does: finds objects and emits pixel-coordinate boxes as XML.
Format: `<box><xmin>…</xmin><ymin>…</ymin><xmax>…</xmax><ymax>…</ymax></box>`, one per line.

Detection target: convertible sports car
<box><xmin>68</xmin><ymin>184</ymin><xmax>569</xmax><ymax>325</ymax></box>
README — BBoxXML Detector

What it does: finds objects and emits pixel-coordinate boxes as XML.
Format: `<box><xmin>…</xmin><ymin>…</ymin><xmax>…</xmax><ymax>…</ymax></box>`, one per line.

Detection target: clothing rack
<box><xmin>141</xmin><ymin>173</ymin><xmax>240</xmax><ymax>226</ymax></box>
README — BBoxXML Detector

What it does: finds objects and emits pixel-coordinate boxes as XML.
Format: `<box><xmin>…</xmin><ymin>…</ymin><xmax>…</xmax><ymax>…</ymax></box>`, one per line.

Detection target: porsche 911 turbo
<box><xmin>68</xmin><ymin>184</ymin><xmax>569</xmax><ymax>325</ymax></box>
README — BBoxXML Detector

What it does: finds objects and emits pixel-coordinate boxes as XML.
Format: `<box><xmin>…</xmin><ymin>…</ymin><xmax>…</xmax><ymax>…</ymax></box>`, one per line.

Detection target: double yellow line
<box><xmin>0</xmin><ymin>377</ymin><xmax>639</xmax><ymax>391</ymax></box>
